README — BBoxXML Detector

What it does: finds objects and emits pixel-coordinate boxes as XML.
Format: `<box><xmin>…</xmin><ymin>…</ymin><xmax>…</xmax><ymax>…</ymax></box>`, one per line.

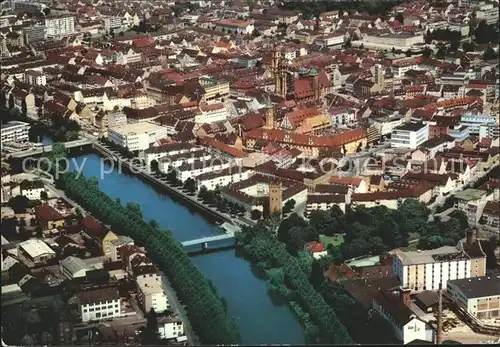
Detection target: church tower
<box><xmin>269</xmin><ymin>182</ymin><xmax>283</xmax><ymax>215</ymax></box>
<box><xmin>264</xmin><ymin>107</ymin><xmax>274</xmax><ymax>129</ymax></box>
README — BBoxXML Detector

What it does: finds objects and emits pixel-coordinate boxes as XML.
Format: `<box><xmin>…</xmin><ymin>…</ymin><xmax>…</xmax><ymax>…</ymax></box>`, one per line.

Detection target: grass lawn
<box><xmin>319</xmin><ymin>234</ymin><xmax>344</xmax><ymax>248</ymax></box>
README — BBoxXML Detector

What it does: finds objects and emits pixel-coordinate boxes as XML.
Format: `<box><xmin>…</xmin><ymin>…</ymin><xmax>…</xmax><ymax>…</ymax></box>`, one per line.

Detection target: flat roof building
<box><xmin>108</xmin><ymin>122</ymin><xmax>168</xmax><ymax>152</ymax></box>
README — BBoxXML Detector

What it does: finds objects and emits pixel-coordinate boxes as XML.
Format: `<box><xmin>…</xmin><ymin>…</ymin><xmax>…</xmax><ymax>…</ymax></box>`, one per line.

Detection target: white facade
<box><xmin>447</xmin><ymin>276</ymin><xmax>500</xmax><ymax>319</ymax></box>
<box><xmin>392</xmin><ymin>245</ymin><xmax>486</xmax><ymax>293</ymax></box>
<box><xmin>108</xmin><ymin>123</ymin><xmax>168</xmax><ymax>151</ymax></box>
<box><xmin>391</xmin><ymin>122</ymin><xmax>429</xmax><ymax>149</ymax></box>
<box><xmin>20</xmin><ymin>186</ymin><xmax>44</xmax><ymax>200</ymax></box>
<box><xmin>373</xmin><ymin>116</ymin><xmax>405</xmax><ymax>136</ymax></box>
<box><xmin>157</xmin><ymin>317</ymin><xmax>184</xmax><ymax>340</ymax></box>
<box><xmin>144</xmin><ymin>144</ymin><xmax>201</xmax><ymax>167</ymax></box>
<box><xmin>136</xmin><ymin>276</ymin><xmax>170</xmax><ymax>314</ymax></box>
<box><xmin>476</xmin><ymin>4</ymin><xmax>499</xmax><ymax>25</ymax></box>
<box><xmin>81</xmin><ymin>297</ymin><xmax>121</xmax><ymax>323</ymax></box>
<box><xmin>195</xmin><ymin>105</ymin><xmax>228</xmax><ymax>124</ymax></box>
<box><xmin>159</xmin><ymin>152</ymin><xmax>212</xmax><ymax>173</ymax></box>
<box><xmin>1</xmin><ymin>121</ymin><xmax>30</xmax><ymax>144</ymax></box>
<box><xmin>176</xmin><ymin>161</ymin><xmax>231</xmax><ymax>183</ymax></box>
<box><xmin>45</xmin><ymin>16</ymin><xmax>75</xmax><ymax>38</ymax></box>
<box><xmin>24</xmin><ymin>71</ymin><xmax>47</xmax><ymax>86</ymax></box>
<box><xmin>196</xmin><ymin>168</ymin><xmax>254</xmax><ymax>191</ymax></box>
<box><xmin>103</xmin><ymin>16</ymin><xmax>122</xmax><ymax>32</ymax></box>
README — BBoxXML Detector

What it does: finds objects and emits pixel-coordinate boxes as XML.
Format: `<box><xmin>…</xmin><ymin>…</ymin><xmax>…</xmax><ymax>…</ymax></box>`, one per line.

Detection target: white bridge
<box><xmin>8</xmin><ymin>138</ymin><xmax>92</xmax><ymax>158</ymax></box>
<box><xmin>181</xmin><ymin>232</ymin><xmax>235</xmax><ymax>252</ymax></box>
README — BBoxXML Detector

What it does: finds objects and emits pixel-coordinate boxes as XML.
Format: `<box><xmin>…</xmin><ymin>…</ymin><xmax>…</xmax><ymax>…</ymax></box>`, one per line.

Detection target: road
<box><xmin>161</xmin><ymin>274</ymin><xmax>199</xmax><ymax>345</ymax></box>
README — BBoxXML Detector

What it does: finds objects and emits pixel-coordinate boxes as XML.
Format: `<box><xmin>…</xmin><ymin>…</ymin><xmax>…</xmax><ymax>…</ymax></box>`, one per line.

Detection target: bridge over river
<box><xmin>181</xmin><ymin>223</ymin><xmax>240</xmax><ymax>254</ymax></box>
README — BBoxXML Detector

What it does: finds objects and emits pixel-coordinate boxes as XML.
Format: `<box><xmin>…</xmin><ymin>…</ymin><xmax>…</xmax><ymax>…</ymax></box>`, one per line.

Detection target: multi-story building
<box><xmin>144</xmin><ymin>143</ymin><xmax>202</xmax><ymax>167</ymax></box>
<box><xmin>453</xmin><ymin>189</ymin><xmax>490</xmax><ymax>226</ymax></box>
<box><xmin>1</xmin><ymin>121</ymin><xmax>30</xmax><ymax>144</ymax></box>
<box><xmin>103</xmin><ymin>16</ymin><xmax>122</xmax><ymax>32</ymax></box>
<box><xmin>372</xmin><ymin>115</ymin><xmax>405</xmax><ymax>136</ymax></box>
<box><xmin>475</xmin><ymin>3</ymin><xmax>499</xmax><ymax>25</ymax></box>
<box><xmin>19</xmin><ymin>179</ymin><xmax>45</xmax><ymax>200</ymax></box>
<box><xmin>460</xmin><ymin>114</ymin><xmax>497</xmax><ymax>136</ymax></box>
<box><xmin>195</xmin><ymin>104</ymin><xmax>228</xmax><ymax>124</ymax></box>
<box><xmin>108</xmin><ymin>123</ymin><xmax>168</xmax><ymax>152</ymax></box>
<box><xmin>390</xmin><ymin>122</ymin><xmax>429</xmax><ymax>149</ymax></box>
<box><xmin>447</xmin><ymin>276</ymin><xmax>500</xmax><ymax>319</ymax></box>
<box><xmin>44</xmin><ymin>16</ymin><xmax>75</xmax><ymax>38</ymax></box>
<box><xmin>12</xmin><ymin>0</ymin><xmax>46</xmax><ymax>13</ymax></box>
<box><xmin>79</xmin><ymin>287</ymin><xmax>122</xmax><ymax>323</ymax></box>
<box><xmin>157</xmin><ymin>315</ymin><xmax>185</xmax><ymax>340</ymax></box>
<box><xmin>447</xmin><ymin>125</ymin><xmax>470</xmax><ymax>142</ymax></box>
<box><xmin>198</xmin><ymin>77</ymin><xmax>230</xmax><ymax>105</ymax></box>
<box><xmin>214</xmin><ymin>19</ymin><xmax>254</xmax><ymax>35</ymax></box>
<box><xmin>479</xmin><ymin>124</ymin><xmax>500</xmax><ymax>140</ymax></box>
<box><xmin>24</xmin><ymin>70</ymin><xmax>47</xmax><ymax>86</ymax></box>
<box><xmin>361</xmin><ymin>33</ymin><xmax>424</xmax><ymax>51</ymax></box>
<box><xmin>392</xmin><ymin>236</ymin><xmax>487</xmax><ymax>293</ymax></box>
<box><xmin>196</xmin><ymin>167</ymin><xmax>254</xmax><ymax>191</ymax></box>
<box><xmin>17</xmin><ymin>239</ymin><xmax>56</xmax><ymax>268</ymax></box>
<box><xmin>136</xmin><ymin>276</ymin><xmax>170</xmax><ymax>314</ymax></box>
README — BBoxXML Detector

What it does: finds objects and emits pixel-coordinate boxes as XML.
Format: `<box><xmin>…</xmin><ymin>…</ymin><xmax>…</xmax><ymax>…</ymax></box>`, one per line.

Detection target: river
<box><xmin>69</xmin><ymin>153</ymin><xmax>305</xmax><ymax>345</ymax></box>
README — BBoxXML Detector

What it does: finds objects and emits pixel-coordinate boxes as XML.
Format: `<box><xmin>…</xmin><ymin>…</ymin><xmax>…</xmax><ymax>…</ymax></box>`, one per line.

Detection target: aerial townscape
<box><xmin>1</xmin><ymin>0</ymin><xmax>500</xmax><ymax>345</ymax></box>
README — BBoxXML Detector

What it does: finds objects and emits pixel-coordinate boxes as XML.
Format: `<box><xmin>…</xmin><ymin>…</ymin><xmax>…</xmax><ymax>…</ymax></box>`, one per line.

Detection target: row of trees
<box><xmin>56</xmin><ymin>172</ymin><xmax>239</xmax><ymax>344</ymax></box>
<box><xmin>197</xmin><ymin>186</ymin><xmax>246</xmax><ymax>215</ymax></box>
<box><xmin>280</xmin><ymin>0</ymin><xmax>404</xmax><ymax>19</ymax></box>
<box><xmin>236</xmin><ymin>220</ymin><xmax>353</xmax><ymax>344</ymax></box>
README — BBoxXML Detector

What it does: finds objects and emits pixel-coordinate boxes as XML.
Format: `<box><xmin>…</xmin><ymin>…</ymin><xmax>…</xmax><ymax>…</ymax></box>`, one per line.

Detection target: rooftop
<box><xmin>447</xmin><ymin>275</ymin><xmax>500</xmax><ymax>299</ymax></box>
<box><xmin>110</xmin><ymin>122</ymin><xmax>165</xmax><ymax>135</ymax></box>
<box><xmin>454</xmin><ymin>188</ymin><xmax>486</xmax><ymax>202</ymax></box>
<box><xmin>18</xmin><ymin>239</ymin><xmax>56</xmax><ymax>258</ymax></box>
<box><xmin>395</xmin><ymin>245</ymin><xmax>470</xmax><ymax>265</ymax></box>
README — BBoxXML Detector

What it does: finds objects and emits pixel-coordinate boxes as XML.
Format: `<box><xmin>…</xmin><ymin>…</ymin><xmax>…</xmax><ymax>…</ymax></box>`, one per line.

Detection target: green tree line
<box><xmin>56</xmin><ymin>172</ymin><xmax>239</xmax><ymax>344</ymax></box>
<box><xmin>236</xmin><ymin>221</ymin><xmax>353</xmax><ymax>344</ymax></box>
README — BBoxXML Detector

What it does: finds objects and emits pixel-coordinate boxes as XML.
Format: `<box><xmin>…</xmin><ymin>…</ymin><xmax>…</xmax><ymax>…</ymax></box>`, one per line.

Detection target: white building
<box><xmin>159</xmin><ymin>151</ymin><xmax>212</xmax><ymax>173</ymax></box>
<box><xmin>314</xmin><ymin>33</ymin><xmax>345</xmax><ymax>47</ymax></box>
<box><xmin>157</xmin><ymin>315</ymin><xmax>185</xmax><ymax>340</ymax></box>
<box><xmin>446</xmin><ymin>275</ymin><xmax>500</xmax><ymax>319</ymax></box>
<box><xmin>19</xmin><ymin>179</ymin><xmax>45</xmax><ymax>200</ymax></box>
<box><xmin>108</xmin><ymin>122</ymin><xmax>168</xmax><ymax>151</ymax></box>
<box><xmin>144</xmin><ymin>143</ymin><xmax>203</xmax><ymax>167</ymax></box>
<box><xmin>373</xmin><ymin>288</ymin><xmax>435</xmax><ymax>344</ymax></box>
<box><xmin>17</xmin><ymin>239</ymin><xmax>56</xmax><ymax>268</ymax></box>
<box><xmin>196</xmin><ymin>167</ymin><xmax>254</xmax><ymax>191</ymax></box>
<box><xmin>1</xmin><ymin>121</ymin><xmax>30</xmax><ymax>144</ymax></box>
<box><xmin>372</xmin><ymin>115</ymin><xmax>405</xmax><ymax>136</ymax></box>
<box><xmin>136</xmin><ymin>276</ymin><xmax>170</xmax><ymax>314</ymax></box>
<box><xmin>305</xmin><ymin>194</ymin><xmax>347</xmax><ymax>216</ymax></box>
<box><xmin>79</xmin><ymin>287</ymin><xmax>122</xmax><ymax>323</ymax></box>
<box><xmin>475</xmin><ymin>4</ymin><xmax>499</xmax><ymax>25</ymax></box>
<box><xmin>391</xmin><ymin>121</ymin><xmax>429</xmax><ymax>149</ymax></box>
<box><xmin>195</xmin><ymin>104</ymin><xmax>228</xmax><ymax>124</ymax></box>
<box><xmin>175</xmin><ymin>159</ymin><xmax>231</xmax><ymax>183</ymax></box>
<box><xmin>24</xmin><ymin>70</ymin><xmax>47</xmax><ymax>86</ymax></box>
<box><xmin>103</xmin><ymin>16</ymin><xmax>122</xmax><ymax>32</ymax></box>
<box><xmin>360</xmin><ymin>33</ymin><xmax>424</xmax><ymax>51</ymax></box>
<box><xmin>60</xmin><ymin>256</ymin><xmax>90</xmax><ymax>280</ymax></box>
<box><xmin>392</xmin><ymin>239</ymin><xmax>487</xmax><ymax>293</ymax></box>
<box><xmin>44</xmin><ymin>16</ymin><xmax>75</xmax><ymax>38</ymax></box>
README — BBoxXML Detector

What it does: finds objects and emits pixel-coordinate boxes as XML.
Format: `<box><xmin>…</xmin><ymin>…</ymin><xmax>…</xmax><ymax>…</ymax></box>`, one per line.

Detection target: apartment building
<box><xmin>196</xmin><ymin>167</ymin><xmax>254</xmax><ymax>191</ymax></box>
<box><xmin>392</xmin><ymin>235</ymin><xmax>487</xmax><ymax>293</ymax></box>
<box><xmin>108</xmin><ymin>122</ymin><xmax>168</xmax><ymax>151</ymax></box>
<box><xmin>23</xmin><ymin>25</ymin><xmax>47</xmax><ymax>43</ymax></box>
<box><xmin>157</xmin><ymin>315</ymin><xmax>185</xmax><ymax>340</ymax></box>
<box><xmin>447</xmin><ymin>276</ymin><xmax>500</xmax><ymax>319</ymax></box>
<box><xmin>198</xmin><ymin>77</ymin><xmax>230</xmax><ymax>105</ymax></box>
<box><xmin>195</xmin><ymin>104</ymin><xmax>228</xmax><ymax>124</ymax></box>
<box><xmin>144</xmin><ymin>143</ymin><xmax>202</xmax><ymax>167</ymax></box>
<box><xmin>79</xmin><ymin>287</ymin><xmax>122</xmax><ymax>323</ymax></box>
<box><xmin>460</xmin><ymin>114</ymin><xmax>497</xmax><ymax>136</ymax></box>
<box><xmin>391</xmin><ymin>122</ymin><xmax>429</xmax><ymax>149</ymax></box>
<box><xmin>1</xmin><ymin>121</ymin><xmax>30</xmax><ymax>144</ymax></box>
<box><xmin>453</xmin><ymin>189</ymin><xmax>491</xmax><ymax>226</ymax></box>
<box><xmin>475</xmin><ymin>3</ymin><xmax>499</xmax><ymax>25</ymax></box>
<box><xmin>44</xmin><ymin>16</ymin><xmax>75</xmax><ymax>38</ymax></box>
<box><xmin>24</xmin><ymin>70</ymin><xmax>47</xmax><ymax>86</ymax></box>
<box><xmin>103</xmin><ymin>16</ymin><xmax>122</xmax><ymax>32</ymax></box>
<box><xmin>136</xmin><ymin>276</ymin><xmax>170</xmax><ymax>314</ymax></box>
<box><xmin>12</xmin><ymin>0</ymin><xmax>46</xmax><ymax>13</ymax></box>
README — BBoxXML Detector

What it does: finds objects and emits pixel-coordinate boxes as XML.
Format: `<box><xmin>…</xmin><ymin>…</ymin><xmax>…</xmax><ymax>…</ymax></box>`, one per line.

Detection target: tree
<box><xmin>483</xmin><ymin>46</ymin><xmax>497</xmax><ymax>60</ymax></box>
<box><xmin>149</xmin><ymin>219</ymin><xmax>160</xmax><ymax>230</ymax></box>
<box><xmin>395</xmin><ymin>13</ymin><xmax>404</xmax><ymax>24</ymax></box>
<box><xmin>8</xmin><ymin>195</ymin><xmax>30</xmax><ymax>214</ymax></box>
<box><xmin>75</xmin><ymin>207</ymin><xmax>83</xmax><ymax>221</ymax></box>
<box><xmin>283</xmin><ymin>199</ymin><xmax>296</xmax><ymax>214</ymax></box>
<box><xmin>8</xmin><ymin>93</ymin><xmax>14</xmax><ymax>110</ymax></box>
<box><xmin>40</xmin><ymin>191</ymin><xmax>48</xmax><ymax>201</ymax></box>
<box><xmin>125</xmin><ymin>202</ymin><xmax>143</xmax><ymax>218</ymax></box>
<box><xmin>0</xmin><ymin>91</ymin><xmax>6</xmax><ymax>109</ymax></box>
<box><xmin>462</xmin><ymin>42</ymin><xmax>474</xmax><ymax>52</ymax></box>
<box><xmin>183</xmin><ymin>178</ymin><xmax>196</xmax><ymax>194</ymax></box>
<box><xmin>21</xmin><ymin>99</ymin><xmax>27</xmax><ymax>119</ymax></box>
<box><xmin>310</xmin><ymin>259</ymin><xmax>325</xmax><ymax>290</ymax></box>
<box><xmin>140</xmin><ymin>308</ymin><xmax>160</xmax><ymax>345</ymax></box>
<box><xmin>250</xmin><ymin>209</ymin><xmax>262</xmax><ymax>220</ymax></box>
<box><xmin>42</xmin><ymin>8</ymin><xmax>50</xmax><ymax>16</ymax></box>
<box><xmin>422</xmin><ymin>47</ymin><xmax>433</xmax><ymax>58</ymax></box>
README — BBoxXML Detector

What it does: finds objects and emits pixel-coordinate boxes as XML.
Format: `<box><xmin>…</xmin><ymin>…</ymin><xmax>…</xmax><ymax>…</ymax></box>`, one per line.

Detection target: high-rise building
<box><xmin>44</xmin><ymin>16</ymin><xmax>75</xmax><ymax>38</ymax></box>
<box><xmin>373</xmin><ymin>64</ymin><xmax>385</xmax><ymax>89</ymax></box>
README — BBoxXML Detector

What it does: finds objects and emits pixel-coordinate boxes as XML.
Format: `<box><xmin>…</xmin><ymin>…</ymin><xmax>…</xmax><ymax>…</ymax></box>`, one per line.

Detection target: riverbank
<box><xmin>67</xmin><ymin>153</ymin><xmax>306</xmax><ymax>344</ymax></box>
<box><xmin>91</xmin><ymin>141</ymin><xmax>254</xmax><ymax>229</ymax></box>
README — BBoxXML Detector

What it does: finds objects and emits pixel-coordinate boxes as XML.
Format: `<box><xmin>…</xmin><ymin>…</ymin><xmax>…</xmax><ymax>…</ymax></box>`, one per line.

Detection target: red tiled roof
<box><xmin>35</xmin><ymin>205</ymin><xmax>64</xmax><ymax>221</ymax></box>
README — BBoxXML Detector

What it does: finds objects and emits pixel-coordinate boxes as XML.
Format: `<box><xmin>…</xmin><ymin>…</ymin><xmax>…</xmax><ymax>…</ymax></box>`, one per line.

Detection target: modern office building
<box><xmin>1</xmin><ymin>121</ymin><xmax>30</xmax><ymax>144</ymax></box>
<box><xmin>79</xmin><ymin>287</ymin><xmax>122</xmax><ymax>323</ymax></box>
<box><xmin>390</xmin><ymin>121</ymin><xmax>429</xmax><ymax>149</ymax></box>
<box><xmin>447</xmin><ymin>276</ymin><xmax>500</xmax><ymax>319</ymax></box>
<box><xmin>460</xmin><ymin>114</ymin><xmax>497</xmax><ymax>136</ymax></box>
<box><xmin>44</xmin><ymin>16</ymin><xmax>75</xmax><ymax>38</ymax></box>
<box><xmin>108</xmin><ymin>122</ymin><xmax>168</xmax><ymax>151</ymax></box>
<box><xmin>136</xmin><ymin>276</ymin><xmax>169</xmax><ymax>314</ymax></box>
